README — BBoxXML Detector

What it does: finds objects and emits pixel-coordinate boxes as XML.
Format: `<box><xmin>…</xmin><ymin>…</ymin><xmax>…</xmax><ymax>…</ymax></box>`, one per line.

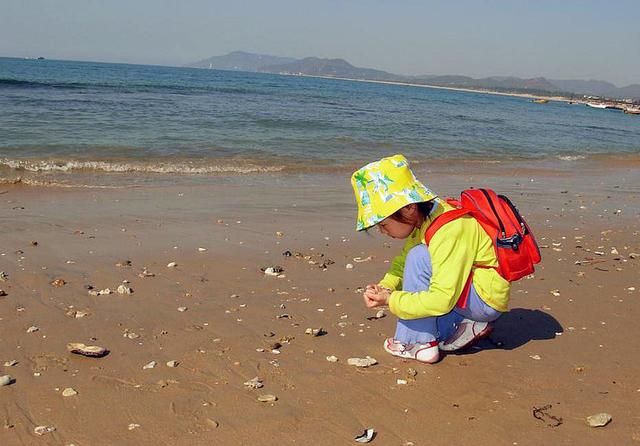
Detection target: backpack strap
<box><xmin>424</xmin><ymin>208</ymin><xmax>471</xmax><ymax>244</ymax></box>
<box><xmin>424</xmin><ymin>206</ymin><xmax>474</xmax><ymax>309</ymax></box>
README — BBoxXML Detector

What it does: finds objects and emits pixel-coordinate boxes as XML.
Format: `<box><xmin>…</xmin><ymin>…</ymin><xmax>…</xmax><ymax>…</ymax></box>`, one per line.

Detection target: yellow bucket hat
<box><xmin>351</xmin><ymin>154</ymin><xmax>436</xmax><ymax>231</ymax></box>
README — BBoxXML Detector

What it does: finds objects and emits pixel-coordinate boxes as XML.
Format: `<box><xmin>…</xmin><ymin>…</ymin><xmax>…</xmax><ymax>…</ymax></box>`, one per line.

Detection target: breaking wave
<box><xmin>556</xmin><ymin>155</ymin><xmax>587</xmax><ymax>161</ymax></box>
<box><xmin>0</xmin><ymin>158</ymin><xmax>286</xmax><ymax>175</ymax></box>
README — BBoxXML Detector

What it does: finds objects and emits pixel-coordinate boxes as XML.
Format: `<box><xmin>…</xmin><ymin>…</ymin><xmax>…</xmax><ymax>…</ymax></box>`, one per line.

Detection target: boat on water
<box><xmin>586</xmin><ymin>102</ymin><xmax>609</xmax><ymax>109</ymax></box>
<box><xmin>624</xmin><ymin>107</ymin><xmax>640</xmax><ymax>115</ymax></box>
<box><xmin>532</xmin><ymin>99</ymin><xmax>549</xmax><ymax>104</ymax></box>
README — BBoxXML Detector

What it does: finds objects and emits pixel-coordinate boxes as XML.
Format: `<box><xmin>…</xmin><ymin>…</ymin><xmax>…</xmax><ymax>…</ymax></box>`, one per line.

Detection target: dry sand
<box><xmin>1</xmin><ymin>161</ymin><xmax>639</xmax><ymax>445</ymax></box>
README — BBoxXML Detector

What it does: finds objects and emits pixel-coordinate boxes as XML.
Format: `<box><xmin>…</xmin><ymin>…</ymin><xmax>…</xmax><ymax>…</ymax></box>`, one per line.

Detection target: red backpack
<box><xmin>424</xmin><ymin>188</ymin><xmax>541</xmax><ymax>307</ymax></box>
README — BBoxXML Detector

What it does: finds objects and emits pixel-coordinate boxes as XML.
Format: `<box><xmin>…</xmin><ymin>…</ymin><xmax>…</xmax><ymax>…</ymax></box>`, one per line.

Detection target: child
<box><xmin>351</xmin><ymin>154</ymin><xmax>509</xmax><ymax>363</ymax></box>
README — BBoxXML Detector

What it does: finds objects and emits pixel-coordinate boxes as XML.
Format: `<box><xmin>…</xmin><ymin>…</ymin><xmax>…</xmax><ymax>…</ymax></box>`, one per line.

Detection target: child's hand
<box><xmin>362</xmin><ymin>287</ymin><xmax>390</xmax><ymax>308</ymax></box>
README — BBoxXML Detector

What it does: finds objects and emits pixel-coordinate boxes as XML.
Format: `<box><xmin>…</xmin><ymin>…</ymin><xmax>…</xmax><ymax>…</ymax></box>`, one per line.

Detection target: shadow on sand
<box><xmin>455</xmin><ymin>308</ymin><xmax>563</xmax><ymax>355</ymax></box>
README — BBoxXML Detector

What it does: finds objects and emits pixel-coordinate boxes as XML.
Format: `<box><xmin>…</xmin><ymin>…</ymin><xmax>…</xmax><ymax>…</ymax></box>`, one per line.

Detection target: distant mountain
<box><xmin>549</xmin><ymin>79</ymin><xmax>617</xmax><ymax>96</ymax></box>
<box><xmin>185</xmin><ymin>51</ymin><xmax>296</xmax><ymax>71</ymax></box>
<box><xmin>413</xmin><ymin>75</ymin><xmax>561</xmax><ymax>92</ymax></box>
<box><xmin>186</xmin><ymin>51</ymin><xmax>639</xmax><ymax>99</ymax></box>
<box><xmin>613</xmin><ymin>84</ymin><xmax>640</xmax><ymax>99</ymax></box>
<box><xmin>260</xmin><ymin>57</ymin><xmax>401</xmax><ymax>81</ymax></box>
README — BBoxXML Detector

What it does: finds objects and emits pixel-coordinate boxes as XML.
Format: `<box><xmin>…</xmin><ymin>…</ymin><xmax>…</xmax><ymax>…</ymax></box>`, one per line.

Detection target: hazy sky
<box><xmin>1</xmin><ymin>0</ymin><xmax>639</xmax><ymax>85</ymax></box>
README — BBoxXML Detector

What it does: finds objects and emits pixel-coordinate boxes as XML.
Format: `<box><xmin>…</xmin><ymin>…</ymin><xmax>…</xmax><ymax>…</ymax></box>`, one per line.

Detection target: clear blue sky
<box><xmin>1</xmin><ymin>0</ymin><xmax>639</xmax><ymax>85</ymax></box>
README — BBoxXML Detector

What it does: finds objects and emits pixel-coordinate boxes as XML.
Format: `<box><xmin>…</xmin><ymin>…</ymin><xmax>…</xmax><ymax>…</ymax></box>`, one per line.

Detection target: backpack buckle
<box><xmin>497</xmin><ymin>233</ymin><xmax>523</xmax><ymax>250</ymax></box>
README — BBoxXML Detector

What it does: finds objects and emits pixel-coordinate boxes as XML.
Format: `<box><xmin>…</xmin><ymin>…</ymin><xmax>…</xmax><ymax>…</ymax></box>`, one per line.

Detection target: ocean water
<box><xmin>1</xmin><ymin>57</ymin><xmax>639</xmax><ymax>185</ymax></box>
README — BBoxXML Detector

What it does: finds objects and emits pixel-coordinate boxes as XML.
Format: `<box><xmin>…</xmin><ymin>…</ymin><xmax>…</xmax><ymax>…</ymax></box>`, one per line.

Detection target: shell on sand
<box><xmin>66</xmin><ymin>343</ymin><xmax>109</xmax><ymax>358</ymax></box>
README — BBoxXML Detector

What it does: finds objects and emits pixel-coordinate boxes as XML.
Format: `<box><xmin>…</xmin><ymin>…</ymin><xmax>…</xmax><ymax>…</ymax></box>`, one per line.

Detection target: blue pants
<box><xmin>394</xmin><ymin>244</ymin><xmax>503</xmax><ymax>344</ymax></box>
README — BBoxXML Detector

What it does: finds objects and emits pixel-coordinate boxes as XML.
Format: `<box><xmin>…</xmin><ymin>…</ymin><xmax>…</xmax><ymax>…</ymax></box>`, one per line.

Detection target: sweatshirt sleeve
<box><xmin>387</xmin><ymin>218</ymin><xmax>475</xmax><ymax>319</ymax></box>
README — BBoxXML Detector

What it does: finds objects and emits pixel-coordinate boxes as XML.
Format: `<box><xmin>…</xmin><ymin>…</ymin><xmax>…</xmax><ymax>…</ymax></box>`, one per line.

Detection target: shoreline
<box><xmin>2</xmin><ymin>154</ymin><xmax>640</xmax><ymax>189</ymax></box>
<box><xmin>282</xmin><ymin>72</ymin><xmax>638</xmax><ymax>108</ymax></box>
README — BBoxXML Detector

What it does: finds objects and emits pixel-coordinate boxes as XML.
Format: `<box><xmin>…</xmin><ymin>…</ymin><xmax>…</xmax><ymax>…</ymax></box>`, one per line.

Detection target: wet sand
<box><xmin>1</xmin><ymin>162</ymin><xmax>639</xmax><ymax>445</ymax></box>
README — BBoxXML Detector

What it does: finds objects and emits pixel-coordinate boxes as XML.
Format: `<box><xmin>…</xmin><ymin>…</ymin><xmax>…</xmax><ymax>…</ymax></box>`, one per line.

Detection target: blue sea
<box><xmin>1</xmin><ymin>57</ymin><xmax>639</xmax><ymax>185</ymax></box>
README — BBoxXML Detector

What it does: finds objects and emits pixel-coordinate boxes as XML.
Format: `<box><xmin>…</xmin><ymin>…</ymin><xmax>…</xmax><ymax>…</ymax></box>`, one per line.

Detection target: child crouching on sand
<box><xmin>351</xmin><ymin>154</ymin><xmax>509</xmax><ymax>363</ymax></box>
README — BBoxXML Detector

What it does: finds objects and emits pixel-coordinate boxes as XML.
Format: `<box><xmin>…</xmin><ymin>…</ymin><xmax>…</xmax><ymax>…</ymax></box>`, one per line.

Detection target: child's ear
<box><xmin>400</xmin><ymin>204</ymin><xmax>417</xmax><ymax>219</ymax></box>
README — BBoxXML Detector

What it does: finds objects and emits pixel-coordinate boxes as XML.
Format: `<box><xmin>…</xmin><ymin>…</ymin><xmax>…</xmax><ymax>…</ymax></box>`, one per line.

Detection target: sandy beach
<box><xmin>1</xmin><ymin>160</ymin><xmax>640</xmax><ymax>445</ymax></box>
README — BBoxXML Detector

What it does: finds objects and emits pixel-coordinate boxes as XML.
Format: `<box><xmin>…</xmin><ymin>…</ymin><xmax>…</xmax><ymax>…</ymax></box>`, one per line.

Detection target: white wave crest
<box><xmin>557</xmin><ymin>155</ymin><xmax>587</xmax><ymax>161</ymax></box>
<box><xmin>0</xmin><ymin>158</ymin><xmax>285</xmax><ymax>174</ymax></box>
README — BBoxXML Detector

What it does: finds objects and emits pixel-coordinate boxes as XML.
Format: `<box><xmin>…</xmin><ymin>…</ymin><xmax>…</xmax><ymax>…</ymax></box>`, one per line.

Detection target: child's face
<box><xmin>377</xmin><ymin>216</ymin><xmax>415</xmax><ymax>239</ymax></box>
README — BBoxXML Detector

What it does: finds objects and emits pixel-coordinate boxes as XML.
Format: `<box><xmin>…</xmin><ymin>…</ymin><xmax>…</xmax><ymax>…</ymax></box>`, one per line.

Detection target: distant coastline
<box><xmin>286</xmin><ymin>73</ymin><xmax>573</xmax><ymax>102</ymax></box>
<box><xmin>278</xmin><ymin>72</ymin><xmax>639</xmax><ymax>113</ymax></box>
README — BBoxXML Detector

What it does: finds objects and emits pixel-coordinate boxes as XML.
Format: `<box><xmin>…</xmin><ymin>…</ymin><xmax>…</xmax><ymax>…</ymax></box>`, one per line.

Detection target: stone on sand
<box><xmin>1</xmin><ymin>375</ymin><xmax>15</xmax><ymax>386</ymax></box>
<box><xmin>62</xmin><ymin>387</ymin><xmax>78</xmax><ymax>397</ymax></box>
<box><xmin>586</xmin><ymin>413</ymin><xmax>612</xmax><ymax>427</ymax></box>
<box><xmin>348</xmin><ymin>357</ymin><xmax>378</xmax><ymax>368</ymax></box>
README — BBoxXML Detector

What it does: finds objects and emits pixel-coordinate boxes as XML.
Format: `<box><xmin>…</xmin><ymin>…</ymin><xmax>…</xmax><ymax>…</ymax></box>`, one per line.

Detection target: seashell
<box><xmin>67</xmin><ymin>343</ymin><xmax>109</xmax><ymax>358</ymax></box>
<box><xmin>353</xmin><ymin>256</ymin><xmax>373</xmax><ymax>263</ymax></box>
<box><xmin>345</xmin><ymin>263</ymin><xmax>354</xmax><ymax>269</ymax></box>
<box><xmin>51</xmin><ymin>278</ymin><xmax>66</xmax><ymax>287</ymax></box>
<box><xmin>142</xmin><ymin>361</ymin><xmax>157</xmax><ymax>370</ymax></box>
<box><xmin>177</xmin><ymin>306</ymin><xmax>188</xmax><ymax>312</ymax></box>
<box><xmin>117</xmin><ymin>285</ymin><xmax>133</xmax><ymax>295</ymax></box>
<box><xmin>367</xmin><ymin>309</ymin><xmax>386</xmax><ymax>321</ymax></box>
<box><xmin>34</xmin><ymin>425</ymin><xmax>56</xmax><ymax>436</ymax></box>
<box><xmin>26</xmin><ymin>325</ymin><xmax>39</xmax><ymax>333</ymax></box>
<box><xmin>355</xmin><ymin>428</ymin><xmax>375</xmax><ymax>443</ymax></box>
<box><xmin>0</xmin><ymin>289</ymin><xmax>6</xmax><ymax>297</ymax></box>
<box><xmin>0</xmin><ymin>375</ymin><xmax>15</xmax><ymax>386</ymax></box>
<box><xmin>326</xmin><ymin>355</ymin><xmax>339</xmax><ymax>363</ymax></box>
<box><xmin>198</xmin><ymin>247</ymin><xmax>207</xmax><ymax>252</ymax></box>
<box><xmin>4</xmin><ymin>360</ymin><xmax>18</xmax><ymax>367</ymax></box>
<box><xmin>138</xmin><ymin>267</ymin><xmax>155</xmax><ymax>278</ymax></box>
<box><xmin>97</xmin><ymin>288</ymin><xmax>112</xmax><ymax>295</ymax></box>
<box><xmin>347</xmin><ymin>357</ymin><xmax>378</xmax><ymax>368</ymax></box>
<box><xmin>0</xmin><ymin>271</ymin><xmax>8</xmax><ymax>281</ymax></box>
<box><xmin>262</xmin><ymin>265</ymin><xmax>284</xmax><ymax>276</ymax></box>
<box><xmin>305</xmin><ymin>327</ymin><xmax>326</xmax><ymax>337</ymax></box>
<box><xmin>167</xmin><ymin>262</ymin><xmax>177</xmax><ymax>268</ymax></box>
<box><xmin>115</xmin><ymin>260</ymin><xmax>132</xmax><ymax>267</ymax></box>
<box><xmin>257</xmin><ymin>394</ymin><xmax>277</xmax><ymax>403</ymax></box>
<box><xmin>166</xmin><ymin>360</ymin><xmax>179</xmax><ymax>368</ymax></box>
<box><xmin>244</xmin><ymin>377</ymin><xmax>264</xmax><ymax>389</ymax></box>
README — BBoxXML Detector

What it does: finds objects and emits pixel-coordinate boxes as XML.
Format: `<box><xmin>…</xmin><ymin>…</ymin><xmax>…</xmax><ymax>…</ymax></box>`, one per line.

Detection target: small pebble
<box><xmin>62</xmin><ymin>387</ymin><xmax>77</xmax><ymax>397</ymax></box>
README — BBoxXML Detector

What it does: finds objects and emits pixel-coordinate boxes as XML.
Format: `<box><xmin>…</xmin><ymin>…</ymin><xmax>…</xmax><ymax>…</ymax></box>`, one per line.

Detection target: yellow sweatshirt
<box><xmin>379</xmin><ymin>201</ymin><xmax>511</xmax><ymax>319</ymax></box>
